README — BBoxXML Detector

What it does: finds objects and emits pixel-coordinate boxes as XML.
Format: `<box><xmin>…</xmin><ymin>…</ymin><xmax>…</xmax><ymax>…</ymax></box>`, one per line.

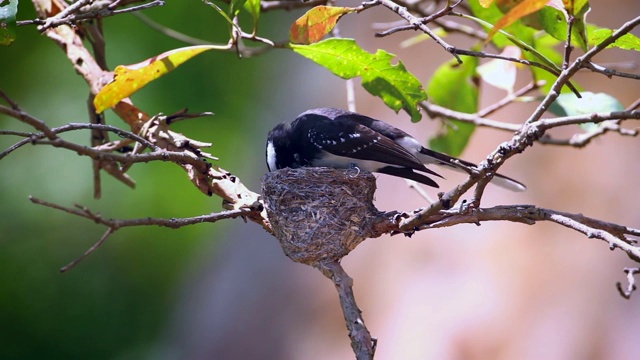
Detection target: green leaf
<box><xmin>229</xmin><ymin>0</ymin><xmax>247</xmax><ymax>16</ymax></box>
<box><xmin>0</xmin><ymin>0</ymin><xmax>18</xmax><ymax>46</ymax></box>
<box><xmin>559</xmin><ymin>0</ymin><xmax>590</xmax><ymax>52</ymax></box>
<box><xmin>520</xmin><ymin>0</ymin><xmax>590</xmax><ymax>51</ymax></box>
<box><xmin>548</xmin><ymin>92</ymin><xmax>624</xmax><ymax>117</ymax></box>
<box><xmin>537</xmin><ymin>6</ymin><xmax>567</xmax><ymax>41</ymax></box>
<box><xmin>468</xmin><ymin>3</ymin><xmax>582</xmax><ymax>96</ymax></box>
<box><xmin>427</xmin><ymin>56</ymin><xmax>479</xmax><ymax>157</ymax></box>
<box><xmin>291</xmin><ymin>38</ymin><xmax>427</xmax><ymax>121</ymax></box>
<box><xmin>243</xmin><ymin>0</ymin><xmax>260</xmax><ymax>33</ymax></box>
<box><xmin>478</xmin><ymin>0</ymin><xmax>495</xmax><ymax>8</ymax></box>
<box><xmin>590</xmin><ymin>28</ymin><xmax>640</xmax><ymax>51</ymax></box>
<box><xmin>571</xmin><ymin>2</ymin><xmax>590</xmax><ymax>52</ymax></box>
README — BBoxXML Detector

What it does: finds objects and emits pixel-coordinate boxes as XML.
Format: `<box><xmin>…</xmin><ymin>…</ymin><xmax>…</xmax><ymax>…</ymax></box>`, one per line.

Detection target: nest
<box><xmin>262</xmin><ymin>167</ymin><xmax>380</xmax><ymax>265</ymax></box>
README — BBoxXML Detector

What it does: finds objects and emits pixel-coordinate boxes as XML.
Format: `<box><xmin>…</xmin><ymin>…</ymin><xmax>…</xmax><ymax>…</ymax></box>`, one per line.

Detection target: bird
<box><xmin>266</xmin><ymin>107</ymin><xmax>525</xmax><ymax>192</ymax></box>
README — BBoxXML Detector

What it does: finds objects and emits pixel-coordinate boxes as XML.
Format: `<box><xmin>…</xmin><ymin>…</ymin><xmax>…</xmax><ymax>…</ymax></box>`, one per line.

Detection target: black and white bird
<box><xmin>266</xmin><ymin>108</ymin><xmax>525</xmax><ymax>192</ymax></box>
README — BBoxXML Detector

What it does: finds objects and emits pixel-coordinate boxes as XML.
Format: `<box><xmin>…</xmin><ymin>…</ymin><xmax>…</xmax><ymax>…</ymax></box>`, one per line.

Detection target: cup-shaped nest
<box><xmin>262</xmin><ymin>167</ymin><xmax>380</xmax><ymax>265</ymax></box>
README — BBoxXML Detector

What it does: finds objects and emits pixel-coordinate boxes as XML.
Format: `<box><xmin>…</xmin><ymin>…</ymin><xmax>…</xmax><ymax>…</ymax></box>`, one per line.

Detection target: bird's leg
<box><xmin>347</xmin><ymin>163</ymin><xmax>362</xmax><ymax>178</ymax></box>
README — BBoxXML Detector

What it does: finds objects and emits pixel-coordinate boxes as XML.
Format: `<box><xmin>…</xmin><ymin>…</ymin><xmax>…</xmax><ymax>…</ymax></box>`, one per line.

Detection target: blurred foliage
<box><xmin>0</xmin><ymin>1</ymin><xmax>292</xmax><ymax>358</ymax></box>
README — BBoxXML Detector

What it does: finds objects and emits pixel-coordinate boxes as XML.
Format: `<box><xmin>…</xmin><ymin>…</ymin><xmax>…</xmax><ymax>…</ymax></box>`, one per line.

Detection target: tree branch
<box><xmin>371</xmin><ymin>204</ymin><xmax>640</xmax><ymax>263</ymax></box>
<box><xmin>315</xmin><ymin>261</ymin><xmax>376</xmax><ymax>360</ymax></box>
<box><xmin>584</xmin><ymin>61</ymin><xmax>640</xmax><ymax>80</ymax></box>
<box><xmin>1</xmin><ymin>96</ymin><xmax>271</xmax><ymax>233</ymax></box>
<box><xmin>18</xmin><ymin>0</ymin><xmax>166</xmax><ymax>30</ymax></box>
<box><xmin>261</xmin><ymin>0</ymin><xmax>327</xmax><ymax>12</ymax></box>
<box><xmin>525</xmin><ymin>15</ymin><xmax>640</xmax><ymax>126</ymax></box>
<box><xmin>29</xmin><ymin>195</ymin><xmax>263</xmax><ymax>272</ymax></box>
<box><xmin>374</xmin><ymin>0</ymin><xmax>463</xmax><ymax>37</ymax></box>
<box><xmin>372</xmin><ymin>0</ymin><xmax>463</xmax><ymax>63</ymax></box>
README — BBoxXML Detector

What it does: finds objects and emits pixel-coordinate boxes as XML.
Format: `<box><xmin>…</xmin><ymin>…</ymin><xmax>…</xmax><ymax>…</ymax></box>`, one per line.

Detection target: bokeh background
<box><xmin>1</xmin><ymin>0</ymin><xmax>639</xmax><ymax>359</ymax></box>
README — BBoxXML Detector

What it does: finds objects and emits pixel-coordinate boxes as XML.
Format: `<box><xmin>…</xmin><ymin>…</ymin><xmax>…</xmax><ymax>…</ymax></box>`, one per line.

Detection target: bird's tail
<box><xmin>418</xmin><ymin>148</ymin><xmax>526</xmax><ymax>192</ymax></box>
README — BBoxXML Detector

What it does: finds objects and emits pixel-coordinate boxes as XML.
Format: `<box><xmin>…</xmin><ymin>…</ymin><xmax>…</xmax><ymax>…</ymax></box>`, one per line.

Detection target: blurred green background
<box><xmin>0</xmin><ymin>2</ymin><xmax>312</xmax><ymax>358</ymax></box>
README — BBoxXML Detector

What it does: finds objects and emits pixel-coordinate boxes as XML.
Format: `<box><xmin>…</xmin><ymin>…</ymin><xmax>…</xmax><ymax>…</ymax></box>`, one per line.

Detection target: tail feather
<box><xmin>418</xmin><ymin>147</ymin><xmax>526</xmax><ymax>192</ymax></box>
<box><xmin>377</xmin><ymin>166</ymin><xmax>440</xmax><ymax>188</ymax></box>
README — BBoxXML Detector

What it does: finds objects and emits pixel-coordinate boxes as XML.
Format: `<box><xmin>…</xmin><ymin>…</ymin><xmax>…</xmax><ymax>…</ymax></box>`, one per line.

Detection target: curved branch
<box><xmin>617</xmin><ymin>268</ymin><xmax>639</xmax><ymax>299</ymax></box>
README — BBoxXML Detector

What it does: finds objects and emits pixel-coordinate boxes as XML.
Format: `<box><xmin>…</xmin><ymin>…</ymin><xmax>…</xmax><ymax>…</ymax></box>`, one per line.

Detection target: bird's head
<box><xmin>266</xmin><ymin>122</ymin><xmax>296</xmax><ymax>171</ymax></box>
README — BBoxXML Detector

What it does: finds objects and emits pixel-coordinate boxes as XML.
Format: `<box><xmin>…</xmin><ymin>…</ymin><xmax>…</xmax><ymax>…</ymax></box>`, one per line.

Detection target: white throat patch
<box><xmin>266</xmin><ymin>141</ymin><xmax>277</xmax><ymax>171</ymax></box>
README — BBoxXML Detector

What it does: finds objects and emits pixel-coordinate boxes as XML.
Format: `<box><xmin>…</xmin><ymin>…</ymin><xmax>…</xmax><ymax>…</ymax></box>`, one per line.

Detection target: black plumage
<box><xmin>266</xmin><ymin>108</ymin><xmax>525</xmax><ymax>192</ymax></box>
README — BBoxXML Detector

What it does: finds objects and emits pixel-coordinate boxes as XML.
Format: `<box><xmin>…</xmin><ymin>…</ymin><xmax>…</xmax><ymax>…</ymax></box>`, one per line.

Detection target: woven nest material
<box><xmin>262</xmin><ymin>167</ymin><xmax>380</xmax><ymax>265</ymax></box>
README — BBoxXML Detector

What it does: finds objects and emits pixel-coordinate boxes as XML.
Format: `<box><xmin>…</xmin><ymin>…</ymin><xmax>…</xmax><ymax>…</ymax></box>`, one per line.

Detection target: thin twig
<box><xmin>29</xmin><ymin>195</ymin><xmax>261</xmax><ymax>271</ymax></box>
<box><xmin>539</xmin><ymin>121</ymin><xmax>638</xmax><ymax>147</ymax></box>
<box><xmin>261</xmin><ymin>0</ymin><xmax>327</xmax><ymax>12</ymax></box>
<box><xmin>525</xmin><ymin>15</ymin><xmax>640</xmax><ymax>126</ymax></box>
<box><xmin>0</xmin><ymin>95</ymin><xmax>58</xmax><ymax>139</ymax></box>
<box><xmin>477</xmin><ymin>81</ymin><xmax>543</xmax><ymax>118</ymax></box>
<box><xmin>406</xmin><ymin>179</ymin><xmax>435</xmax><ymax>203</ymax></box>
<box><xmin>453</xmin><ymin>48</ymin><xmax>581</xmax><ymax>97</ymax></box>
<box><xmin>331</xmin><ymin>18</ymin><xmax>357</xmax><ymax>112</ymax></box>
<box><xmin>627</xmin><ymin>98</ymin><xmax>640</xmax><ymax>111</ymax></box>
<box><xmin>38</xmin><ymin>0</ymin><xmax>92</xmax><ymax>31</ymax></box>
<box><xmin>421</xmin><ymin>101</ymin><xmax>521</xmax><ymax>132</ymax></box>
<box><xmin>133</xmin><ymin>12</ymin><xmax>214</xmax><ymax>45</ymax></box>
<box><xmin>616</xmin><ymin>267</ymin><xmax>639</xmax><ymax>299</ymax></box>
<box><xmin>29</xmin><ymin>196</ymin><xmax>258</xmax><ymax>230</ymax></box>
<box><xmin>375</xmin><ymin>0</ymin><xmax>463</xmax><ymax>37</ymax></box>
<box><xmin>374</xmin><ymin>0</ymin><xmax>462</xmax><ymax>63</ymax></box>
<box><xmin>0</xmin><ymin>121</ymin><xmax>160</xmax><ymax>160</ymax></box>
<box><xmin>433</xmin><ymin>18</ymin><xmax>486</xmax><ymax>40</ymax></box>
<box><xmin>404</xmin><ymin>104</ymin><xmax>640</xmax><ymax>228</ymax></box>
<box><xmin>584</xmin><ymin>61</ymin><xmax>640</xmax><ymax>80</ymax></box>
<box><xmin>60</xmin><ymin>228</ymin><xmax>114</xmax><ymax>273</ymax></box>
<box><xmin>19</xmin><ymin>0</ymin><xmax>166</xmax><ymax>29</ymax></box>
<box><xmin>536</xmin><ymin>110</ymin><xmax>640</xmax><ymax>130</ymax></box>
<box><xmin>562</xmin><ymin>14</ymin><xmax>575</xmax><ymax>70</ymax></box>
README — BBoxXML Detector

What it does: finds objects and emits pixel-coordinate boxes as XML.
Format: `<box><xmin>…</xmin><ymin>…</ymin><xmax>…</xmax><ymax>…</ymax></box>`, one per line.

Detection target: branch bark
<box><xmin>371</xmin><ymin>204</ymin><xmax>640</xmax><ymax>262</ymax></box>
<box><xmin>316</xmin><ymin>261</ymin><xmax>376</xmax><ymax>360</ymax></box>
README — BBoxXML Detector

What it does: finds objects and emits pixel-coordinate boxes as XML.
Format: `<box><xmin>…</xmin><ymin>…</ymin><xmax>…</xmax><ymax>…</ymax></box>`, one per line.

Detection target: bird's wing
<box><xmin>307</xmin><ymin>117</ymin><xmax>440</xmax><ymax>177</ymax></box>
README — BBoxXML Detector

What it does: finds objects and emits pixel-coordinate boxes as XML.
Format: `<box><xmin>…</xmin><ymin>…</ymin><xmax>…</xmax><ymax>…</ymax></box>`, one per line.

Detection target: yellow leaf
<box><xmin>289</xmin><ymin>5</ymin><xmax>354</xmax><ymax>45</ymax></box>
<box><xmin>479</xmin><ymin>0</ymin><xmax>495</xmax><ymax>8</ymax></box>
<box><xmin>485</xmin><ymin>0</ymin><xmax>548</xmax><ymax>43</ymax></box>
<box><xmin>94</xmin><ymin>45</ymin><xmax>218</xmax><ymax>114</ymax></box>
